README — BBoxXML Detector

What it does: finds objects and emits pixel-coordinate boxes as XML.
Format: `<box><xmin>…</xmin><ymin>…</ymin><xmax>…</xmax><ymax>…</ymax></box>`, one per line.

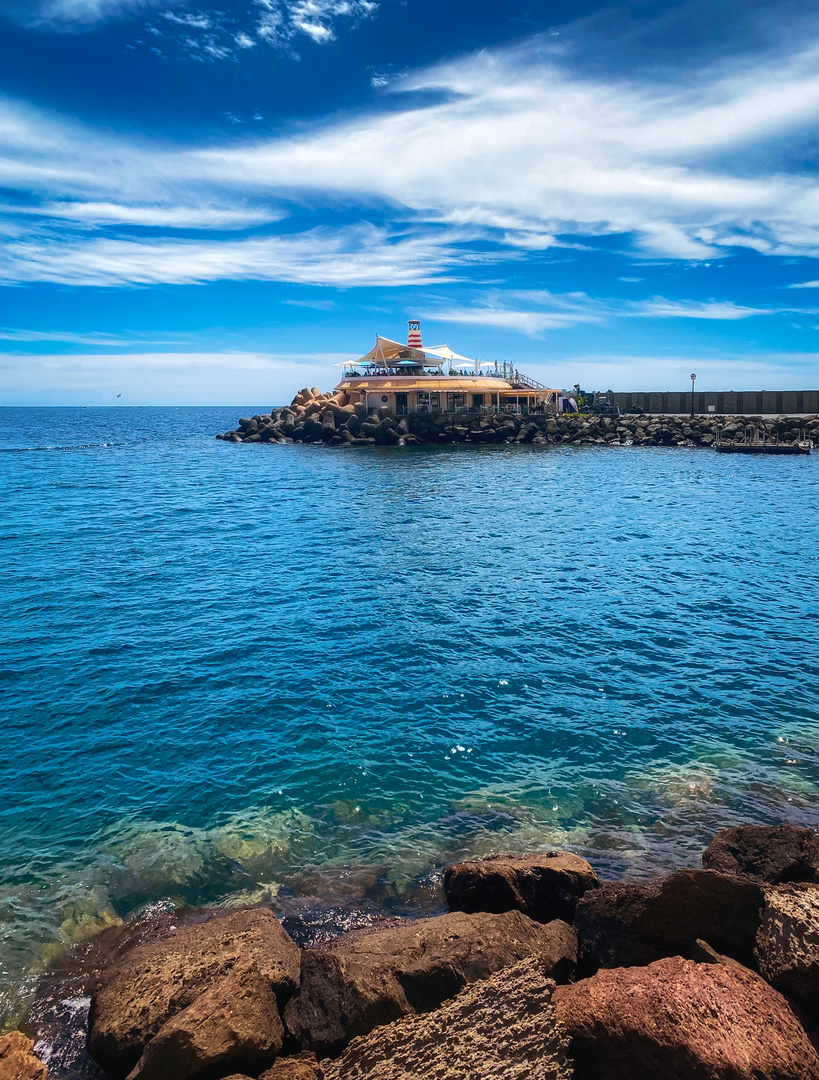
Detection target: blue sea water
<box><xmin>1</xmin><ymin>406</ymin><xmax>818</xmax><ymax>1031</ymax></box>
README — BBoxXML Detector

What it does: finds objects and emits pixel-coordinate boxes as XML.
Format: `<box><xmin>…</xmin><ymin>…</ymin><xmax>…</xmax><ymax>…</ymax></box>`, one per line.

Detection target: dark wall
<box><xmin>605</xmin><ymin>390</ymin><xmax>819</xmax><ymax>415</ymax></box>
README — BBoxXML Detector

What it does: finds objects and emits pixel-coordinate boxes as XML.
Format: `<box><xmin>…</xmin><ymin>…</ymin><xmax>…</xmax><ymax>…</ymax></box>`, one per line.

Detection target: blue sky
<box><xmin>1</xmin><ymin>0</ymin><xmax>818</xmax><ymax>404</ymax></box>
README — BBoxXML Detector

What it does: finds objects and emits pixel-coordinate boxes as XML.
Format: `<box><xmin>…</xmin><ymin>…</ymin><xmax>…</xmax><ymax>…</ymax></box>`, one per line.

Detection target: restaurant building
<box><xmin>334</xmin><ymin>321</ymin><xmax>561</xmax><ymax>417</ymax></box>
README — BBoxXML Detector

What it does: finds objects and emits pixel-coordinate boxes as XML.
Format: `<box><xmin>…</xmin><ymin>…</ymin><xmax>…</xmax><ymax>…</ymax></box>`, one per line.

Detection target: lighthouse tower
<box><xmin>407</xmin><ymin>319</ymin><xmax>422</xmax><ymax>349</ymax></box>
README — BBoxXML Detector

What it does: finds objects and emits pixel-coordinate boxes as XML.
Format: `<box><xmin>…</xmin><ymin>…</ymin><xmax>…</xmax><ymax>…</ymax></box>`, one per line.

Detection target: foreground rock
<box><xmin>755</xmin><ymin>883</ymin><xmax>819</xmax><ymax>1018</ymax></box>
<box><xmin>703</xmin><ymin>824</ymin><xmax>819</xmax><ymax>883</ymax></box>
<box><xmin>89</xmin><ymin>907</ymin><xmax>300</xmax><ymax>1079</ymax></box>
<box><xmin>574</xmin><ymin>868</ymin><xmax>764</xmax><ymax>971</ymax></box>
<box><xmin>0</xmin><ymin>1032</ymin><xmax>48</xmax><ymax>1080</ymax></box>
<box><xmin>323</xmin><ymin>954</ymin><xmax>572</xmax><ymax>1080</ymax></box>
<box><xmin>284</xmin><ymin>910</ymin><xmax>576</xmax><ymax>1057</ymax></box>
<box><xmin>554</xmin><ymin>956</ymin><xmax>819</xmax><ymax>1080</ymax></box>
<box><xmin>260</xmin><ymin>1053</ymin><xmax>322</xmax><ymax>1079</ymax></box>
<box><xmin>444</xmin><ymin>851</ymin><xmax>598</xmax><ymax>923</ymax></box>
<box><xmin>126</xmin><ymin>967</ymin><xmax>284</xmax><ymax>1080</ymax></box>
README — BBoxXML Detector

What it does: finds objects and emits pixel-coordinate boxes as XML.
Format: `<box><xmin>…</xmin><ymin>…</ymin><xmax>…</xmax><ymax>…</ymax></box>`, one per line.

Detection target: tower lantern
<box><xmin>407</xmin><ymin>319</ymin><xmax>422</xmax><ymax>349</ymax></box>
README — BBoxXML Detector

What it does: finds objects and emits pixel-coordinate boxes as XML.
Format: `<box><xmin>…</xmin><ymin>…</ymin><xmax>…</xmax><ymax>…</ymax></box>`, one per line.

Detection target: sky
<box><xmin>1</xmin><ymin>0</ymin><xmax>818</xmax><ymax>404</ymax></box>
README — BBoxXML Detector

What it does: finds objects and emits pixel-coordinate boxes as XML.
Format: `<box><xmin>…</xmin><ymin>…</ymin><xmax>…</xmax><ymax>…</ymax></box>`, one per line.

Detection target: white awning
<box><xmin>422</xmin><ymin>344</ymin><xmax>475</xmax><ymax>363</ymax></box>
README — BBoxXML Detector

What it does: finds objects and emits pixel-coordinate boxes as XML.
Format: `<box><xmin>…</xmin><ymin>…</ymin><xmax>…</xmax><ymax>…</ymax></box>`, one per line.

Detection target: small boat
<box><xmin>714</xmin><ymin>421</ymin><xmax>811</xmax><ymax>455</ymax></box>
<box><xmin>714</xmin><ymin>442</ymin><xmax>810</xmax><ymax>455</ymax></box>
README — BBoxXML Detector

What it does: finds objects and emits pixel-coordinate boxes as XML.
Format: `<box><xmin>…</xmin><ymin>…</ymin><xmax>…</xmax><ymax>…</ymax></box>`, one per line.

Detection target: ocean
<box><xmin>2</xmin><ymin>406</ymin><xmax>818</xmax><ymax>1036</ymax></box>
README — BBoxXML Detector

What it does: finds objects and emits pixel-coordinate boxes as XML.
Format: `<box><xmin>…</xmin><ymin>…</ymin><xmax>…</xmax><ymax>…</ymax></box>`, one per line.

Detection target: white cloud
<box><xmin>160</xmin><ymin>10</ymin><xmax>211</xmax><ymax>28</ymax></box>
<box><xmin>3</xmin><ymin>225</ymin><xmax>489</xmax><ymax>287</ymax></box>
<box><xmin>184</xmin><ymin>38</ymin><xmax>819</xmax><ymax>260</ymax></box>
<box><xmin>253</xmin><ymin>0</ymin><xmax>377</xmax><ymax>48</ymax></box>
<box><xmin>15</xmin><ymin>201</ymin><xmax>282</xmax><ymax>228</ymax></box>
<box><xmin>428</xmin><ymin>292</ymin><xmax>778</xmax><ymax>337</ymax></box>
<box><xmin>0</xmin><ymin>328</ymin><xmax>182</xmax><ymax>345</ymax></box>
<box><xmin>633</xmin><ymin>298</ymin><xmax>772</xmax><ymax>320</ymax></box>
<box><xmin>235</xmin><ymin>31</ymin><xmax>256</xmax><ymax>48</ymax></box>
<box><xmin>3</xmin><ymin>23</ymin><xmax>819</xmax><ymax>285</ymax></box>
<box><xmin>788</xmin><ymin>280</ymin><xmax>819</xmax><ymax>288</ymax></box>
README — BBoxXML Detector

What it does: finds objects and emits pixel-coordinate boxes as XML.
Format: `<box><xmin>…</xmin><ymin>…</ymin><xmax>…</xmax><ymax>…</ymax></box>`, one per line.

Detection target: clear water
<box><xmin>2</xmin><ymin>406</ymin><xmax>818</xmax><ymax>1027</ymax></box>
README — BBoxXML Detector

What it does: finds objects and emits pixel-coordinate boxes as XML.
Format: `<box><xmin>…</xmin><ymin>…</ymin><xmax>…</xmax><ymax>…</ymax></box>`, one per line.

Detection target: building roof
<box><xmin>351</xmin><ymin>334</ymin><xmax>428</xmax><ymax>365</ymax></box>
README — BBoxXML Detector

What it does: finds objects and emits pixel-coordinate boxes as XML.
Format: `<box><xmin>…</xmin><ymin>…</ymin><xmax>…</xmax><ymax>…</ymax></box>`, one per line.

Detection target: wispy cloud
<box><xmin>254</xmin><ymin>0</ymin><xmax>377</xmax><ymax>48</ymax></box>
<box><xmin>8</xmin><ymin>201</ymin><xmax>283</xmax><ymax>229</ymax></box>
<box><xmin>7</xmin><ymin>0</ymin><xmax>379</xmax><ymax>43</ymax></box>
<box><xmin>160</xmin><ymin>10</ymin><xmax>211</xmax><ymax>28</ymax></box>
<box><xmin>3</xmin><ymin>225</ymin><xmax>494</xmax><ymax>287</ymax></box>
<box><xmin>0</xmin><ymin>328</ymin><xmax>183</xmax><ymax>345</ymax></box>
<box><xmin>428</xmin><ymin>292</ymin><xmax>780</xmax><ymax>336</ymax></box>
<box><xmin>787</xmin><ymin>279</ymin><xmax>819</xmax><ymax>288</ymax></box>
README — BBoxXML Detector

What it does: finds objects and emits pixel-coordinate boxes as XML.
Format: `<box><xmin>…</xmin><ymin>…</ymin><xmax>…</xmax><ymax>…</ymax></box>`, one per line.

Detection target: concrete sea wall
<box><xmin>607</xmin><ymin>389</ymin><xmax>819</xmax><ymax>416</ymax></box>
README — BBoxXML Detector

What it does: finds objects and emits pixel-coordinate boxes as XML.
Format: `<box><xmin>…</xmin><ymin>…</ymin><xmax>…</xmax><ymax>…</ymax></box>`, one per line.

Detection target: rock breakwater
<box><xmin>7</xmin><ymin>823</ymin><xmax>819</xmax><ymax>1080</ymax></box>
<box><xmin>216</xmin><ymin>388</ymin><xmax>819</xmax><ymax>448</ymax></box>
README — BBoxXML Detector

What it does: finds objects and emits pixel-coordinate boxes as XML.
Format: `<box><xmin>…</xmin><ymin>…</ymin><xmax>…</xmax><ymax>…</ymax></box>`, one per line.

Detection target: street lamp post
<box><xmin>690</xmin><ymin>372</ymin><xmax>697</xmax><ymax>418</ymax></box>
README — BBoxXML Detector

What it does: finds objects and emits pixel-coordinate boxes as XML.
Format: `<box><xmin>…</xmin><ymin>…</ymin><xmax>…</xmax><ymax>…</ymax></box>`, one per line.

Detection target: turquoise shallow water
<box><xmin>2</xmin><ymin>406</ymin><xmax>818</xmax><ymax>1029</ymax></box>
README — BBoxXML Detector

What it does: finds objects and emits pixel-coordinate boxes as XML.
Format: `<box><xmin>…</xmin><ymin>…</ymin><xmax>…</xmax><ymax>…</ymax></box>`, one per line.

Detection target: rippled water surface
<box><xmin>2</xmin><ymin>406</ymin><xmax>818</xmax><ymax>1027</ymax></box>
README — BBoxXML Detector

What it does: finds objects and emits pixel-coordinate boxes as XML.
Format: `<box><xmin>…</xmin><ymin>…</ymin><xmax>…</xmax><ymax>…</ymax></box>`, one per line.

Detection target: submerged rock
<box><xmin>702</xmin><ymin>824</ymin><xmax>819</xmax><ymax>884</ymax></box>
<box><xmin>283</xmin><ymin>909</ymin><xmax>576</xmax><ymax>1057</ymax></box>
<box><xmin>553</xmin><ymin>955</ymin><xmax>819</xmax><ymax>1080</ymax></box>
<box><xmin>323</xmin><ymin>955</ymin><xmax>572</xmax><ymax>1080</ymax></box>
<box><xmin>88</xmin><ymin>907</ymin><xmax>299</xmax><ymax>1079</ymax></box>
<box><xmin>444</xmin><ymin>850</ymin><xmax>598</xmax><ymax>924</ymax></box>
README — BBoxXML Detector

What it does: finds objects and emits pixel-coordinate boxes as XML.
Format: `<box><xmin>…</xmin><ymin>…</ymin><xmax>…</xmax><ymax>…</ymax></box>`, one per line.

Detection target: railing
<box><xmin>509</xmin><ymin>372</ymin><xmax>548</xmax><ymax>390</ymax></box>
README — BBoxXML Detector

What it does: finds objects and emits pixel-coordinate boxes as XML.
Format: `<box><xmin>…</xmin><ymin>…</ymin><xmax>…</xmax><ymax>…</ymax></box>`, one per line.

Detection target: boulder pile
<box><xmin>7</xmin><ymin>824</ymin><xmax>819</xmax><ymax>1080</ymax></box>
<box><xmin>215</xmin><ymin>390</ymin><xmax>819</xmax><ymax>448</ymax></box>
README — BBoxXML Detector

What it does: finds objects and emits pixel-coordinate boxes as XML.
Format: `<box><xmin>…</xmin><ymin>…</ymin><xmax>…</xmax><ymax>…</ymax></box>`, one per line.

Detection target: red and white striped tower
<box><xmin>407</xmin><ymin>319</ymin><xmax>422</xmax><ymax>349</ymax></box>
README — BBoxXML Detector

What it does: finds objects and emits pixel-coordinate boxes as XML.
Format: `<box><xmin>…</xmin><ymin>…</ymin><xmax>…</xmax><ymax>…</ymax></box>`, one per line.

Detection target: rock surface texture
<box><xmin>553</xmin><ymin>955</ymin><xmax>819</xmax><ymax>1080</ymax></box>
<box><xmin>125</xmin><ymin>968</ymin><xmax>284</xmax><ymax>1080</ymax></box>
<box><xmin>284</xmin><ymin>910</ymin><xmax>576</xmax><ymax>1057</ymax></box>
<box><xmin>574</xmin><ymin>868</ymin><xmax>764</xmax><ymax>971</ymax></box>
<box><xmin>259</xmin><ymin>1053</ymin><xmax>322</xmax><ymax>1079</ymax></box>
<box><xmin>444</xmin><ymin>851</ymin><xmax>598</xmax><ymax>923</ymax></box>
<box><xmin>89</xmin><ymin>907</ymin><xmax>300</xmax><ymax>1079</ymax></box>
<box><xmin>703</xmin><ymin>824</ymin><xmax>819</xmax><ymax>883</ymax></box>
<box><xmin>323</xmin><ymin>955</ymin><xmax>572</xmax><ymax>1080</ymax></box>
<box><xmin>755</xmin><ymin>883</ymin><xmax>819</xmax><ymax>1018</ymax></box>
<box><xmin>0</xmin><ymin>1032</ymin><xmax>49</xmax><ymax>1080</ymax></box>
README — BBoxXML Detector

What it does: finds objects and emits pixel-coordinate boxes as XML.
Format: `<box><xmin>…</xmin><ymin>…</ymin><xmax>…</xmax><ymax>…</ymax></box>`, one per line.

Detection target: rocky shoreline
<box><xmin>4</xmin><ymin>823</ymin><xmax>819</xmax><ymax>1080</ymax></box>
<box><xmin>215</xmin><ymin>388</ymin><xmax>819</xmax><ymax>448</ymax></box>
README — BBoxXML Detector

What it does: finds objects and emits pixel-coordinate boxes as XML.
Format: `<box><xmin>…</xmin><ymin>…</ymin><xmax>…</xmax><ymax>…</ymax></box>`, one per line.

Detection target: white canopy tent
<box><xmin>420</xmin><ymin>344</ymin><xmax>475</xmax><ymax>364</ymax></box>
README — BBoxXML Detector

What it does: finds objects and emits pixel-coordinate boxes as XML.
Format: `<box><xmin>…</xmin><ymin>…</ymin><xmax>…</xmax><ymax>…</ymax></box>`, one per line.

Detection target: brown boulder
<box><xmin>574</xmin><ymin>868</ymin><xmax>764</xmax><ymax>971</ymax></box>
<box><xmin>444</xmin><ymin>850</ymin><xmax>598</xmax><ymax>923</ymax></box>
<box><xmin>0</xmin><ymin>1032</ymin><xmax>48</xmax><ymax>1080</ymax></box>
<box><xmin>554</xmin><ymin>955</ymin><xmax>819</xmax><ymax>1080</ymax></box>
<box><xmin>259</xmin><ymin>1052</ymin><xmax>322</xmax><ymax>1079</ymax></box>
<box><xmin>323</xmin><ymin>954</ymin><xmax>572</xmax><ymax>1079</ymax></box>
<box><xmin>89</xmin><ymin>907</ymin><xmax>300</xmax><ymax>1079</ymax></box>
<box><xmin>126</xmin><ymin>967</ymin><xmax>284</xmax><ymax>1080</ymax></box>
<box><xmin>703</xmin><ymin>825</ymin><xmax>819</xmax><ymax>883</ymax></box>
<box><xmin>284</xmin><ymin>910</ymin><xmax>576</xmax><ymax>1057</ymax></box>
<box><xmin>755</xmin><ymin>883</ymin><xmax>819</xmax><ymax>1018</ymax></box>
